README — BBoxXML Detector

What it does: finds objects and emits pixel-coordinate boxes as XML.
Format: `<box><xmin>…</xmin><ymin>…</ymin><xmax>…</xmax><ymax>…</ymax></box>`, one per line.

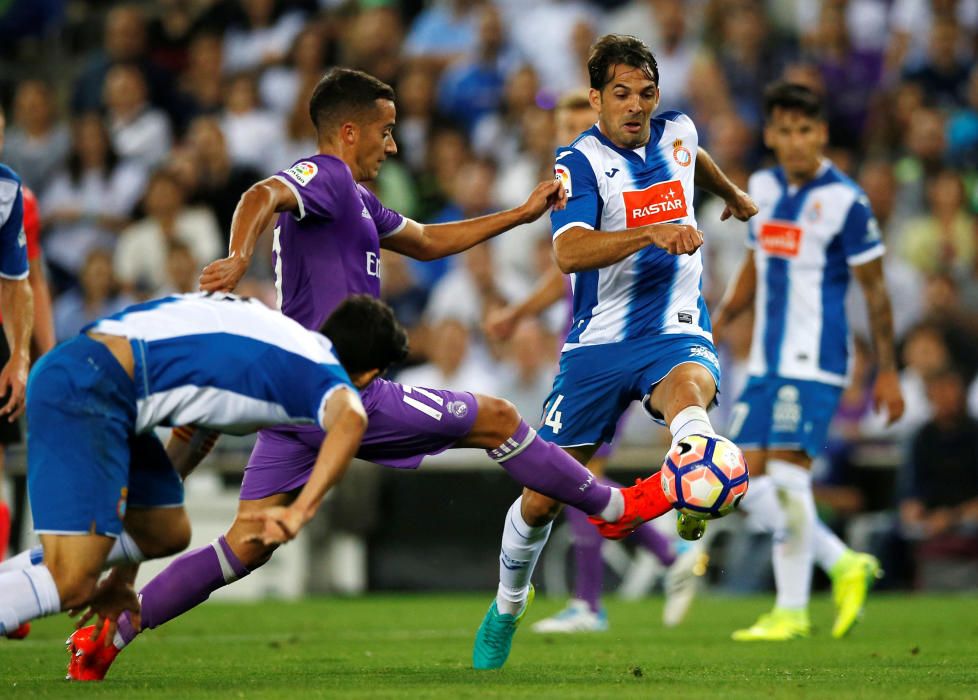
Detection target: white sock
<box><xmin>0</xmin><ymin>545</ymin><xmax>43</xmax><ymax>574</ymax></box>
<box><xmin>768</xmin><ymin>460</ymin><xmax>816</xmax><ymax>610</ymax></box>
<box><xmin>105</xmin><ymin>532</ymin><xmax>146</xmax><ymax>567</ymax></box>
<box><xmin>0</xmin><ymin>565</ymin><xmax>61</xmax><ymax>634</ymax></box>
<box><xmin>738</xmin><ymin>475</ymin><xmax>787</xmax><ymax>540</ymax></box>
<box><xmin>813</xmin><ymin>519</ymin><xmax>848</xmax><ymax>572</ymax></box>
<box><xmin>495</xmin><ymin>497</ymin><xmax>552</xmax><ymax>616</ymax></box>
<box><xmin>598</xmin><ymin>489</ymin><xmax>624</xmax><ymax>522</ymax></box>
<box><xmin>669</xmin><ymin>406</ymin><xmax>714</xmax><ymax>447</ymax></box>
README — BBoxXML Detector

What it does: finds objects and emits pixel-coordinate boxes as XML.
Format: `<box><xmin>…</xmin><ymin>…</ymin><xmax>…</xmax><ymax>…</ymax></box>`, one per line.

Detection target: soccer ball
<box><xmin>660</xmin><ymin>434</ymin><xmax>749</xmax><ymax>519</ymax></box>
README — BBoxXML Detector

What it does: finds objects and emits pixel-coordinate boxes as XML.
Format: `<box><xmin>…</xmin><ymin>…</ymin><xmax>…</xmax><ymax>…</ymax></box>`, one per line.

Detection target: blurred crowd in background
<box><xmin>1</xmin><ymin>0</ymin><xmax>977</xmax><ymax>589</ymax></box>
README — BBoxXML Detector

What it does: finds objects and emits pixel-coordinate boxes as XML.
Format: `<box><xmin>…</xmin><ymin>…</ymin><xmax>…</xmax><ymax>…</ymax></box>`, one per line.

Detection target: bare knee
<box><xmin>465</xmin><ymin>395</ymin><xmax>521</xmax><ymax>448</ymax></box>
<box><xmin>125</xmin><ymin>508</ymin><xmax>193</xmax><ymax>559</ymax></box>
<box><xmin>226</xmin><ymin>519</ymin><xmax>279</xmax><ymax>570</ymax></box>
<box><xmin>521</xmin><ymin>489</ymin><xmax>563</xmax><ymax>527</ymax></box>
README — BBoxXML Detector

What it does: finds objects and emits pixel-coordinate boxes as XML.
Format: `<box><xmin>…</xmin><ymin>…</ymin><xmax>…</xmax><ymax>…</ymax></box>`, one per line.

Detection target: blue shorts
<box><xmin>727</xmin><ymin>376</ymin><xmax>843</xmax><ymax>458</ymax></box>
<box><xmin>26</xmin><ymin>335</ymin><xmax>184</xmax><ymax>537</ymax></box>
<box><xmin>537</xmin><ymin>334</ymin><xmax>721</xmax><ymax>447</ymax></box>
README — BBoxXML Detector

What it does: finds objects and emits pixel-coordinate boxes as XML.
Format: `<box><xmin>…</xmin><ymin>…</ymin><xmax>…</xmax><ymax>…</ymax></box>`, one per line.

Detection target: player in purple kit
<box><xmin>66</xmin><ymin>68</ymin><xmax>682</xmax><ymax>680</ymax></box>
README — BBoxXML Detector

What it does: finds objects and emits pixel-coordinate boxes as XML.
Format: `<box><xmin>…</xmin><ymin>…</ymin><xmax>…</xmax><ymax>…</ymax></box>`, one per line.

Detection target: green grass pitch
<box><xmin>2</xmin><ymin>593</ymin><xmax>976</xmax><ymax>698</ymax></box>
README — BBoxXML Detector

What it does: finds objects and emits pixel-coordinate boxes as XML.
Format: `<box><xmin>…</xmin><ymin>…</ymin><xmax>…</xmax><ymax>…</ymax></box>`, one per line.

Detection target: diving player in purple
<box><xmin>66</xmin><ymin>68</ymin><xmax>676</xmax><ymax>680</ymax></box>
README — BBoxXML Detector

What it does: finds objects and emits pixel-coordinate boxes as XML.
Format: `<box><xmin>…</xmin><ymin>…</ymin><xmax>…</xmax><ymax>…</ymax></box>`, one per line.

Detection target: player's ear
<box><xmin>341</xmin><ymin>121</ymin><xmax>358</xmax><ymax>145</ymax></box>
<box><xmin>349</xmin><ymin>368</ymin><xmax>381</xmax><ymax>389</ymax></box>
<box><xmin>588</xmin><ymin>87</ymin><xmax>601</xmax><ymax>113</ymax></box>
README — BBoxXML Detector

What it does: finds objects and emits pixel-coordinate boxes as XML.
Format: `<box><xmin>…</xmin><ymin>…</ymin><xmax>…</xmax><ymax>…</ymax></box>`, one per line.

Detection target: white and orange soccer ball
<box><xmin>660</xmin><ymin>434</ymin><xmax>749</xmax><ymax>519</ymax></box>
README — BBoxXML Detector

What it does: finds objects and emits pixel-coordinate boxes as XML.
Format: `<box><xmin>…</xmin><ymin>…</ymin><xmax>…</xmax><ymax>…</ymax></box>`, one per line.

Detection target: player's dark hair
<box><xmin>587</xmin><ymin>34</ymin><xmax>659</xmax><ymax>91</ymax></box>
<box><xmin>309</xmin><ymin>68</ymin><xmax>395</xmax><ymax>133</ymax></box>
<box><xmin>763</xmin><ymin>81</ymin><xmax>826</xmax><ymax>121</ymax></box>
<box><xmin>321</xmin><ymin>295</ymin><xmax>408</xmax><ymax>376</ymax></box>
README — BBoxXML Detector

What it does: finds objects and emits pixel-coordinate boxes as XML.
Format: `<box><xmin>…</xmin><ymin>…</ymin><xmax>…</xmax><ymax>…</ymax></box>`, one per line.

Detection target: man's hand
<box><xmin>0</xmin><ymin>355</ymin><xmax>29</xmax><ymax>421</ymax></box>
<box><xmin>648</xmin><ymin>224</ymin><xmax>704</xmax><ymax>255</ymax></box>
<box><xmin>873</xmin><ymin>369</ymin><xmax>905</xmax><ymax>426</ymax></box>
<box><xmin>199</xmin><ymin>255</ymin><xmax>249</xmax><ymax>293</ymax></box>
<box><xmin>720</xmin><ymin>188</ymin><xmax>758</xmax><ymax>222</ymax></box>
<box><xmin>483</xmin><ymin>305</ymin><xmax>521</xmax><ymax>341</ymax></box>
<box><xmin>518</xmin><ymin>179</ymin><xmax>567</xmax><ymax>224</ymax></box>
<box><xmin>241</xmin><ymin>505</ymin><xmax>308</xmax><ymax>546</ymax></box>
<box><xmin>68</xmin><ymin>577</ymin><xmax>141</xmax><ymax>645</ymax></box>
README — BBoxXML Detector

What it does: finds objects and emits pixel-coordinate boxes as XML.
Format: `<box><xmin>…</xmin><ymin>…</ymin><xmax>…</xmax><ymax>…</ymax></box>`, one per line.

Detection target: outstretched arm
<box><xmin>852</xmin><ymin>257</ymin><xmax>904</xmax><ymax>425</ymax></box>
<box><xmin>199</xmin><ymin>177</ymin><xmax>298</xmax><ymax>292</ymax></box>
<box><xmin>695</xmin><ymin>147</ymin><xmax>757</xmax><ymax>222</ymax></box>
<box><xmin>381</xmin><ymin>180</ymin><xmax>565</xmax><ymax>261</ymax></box>
<box><xmin>244</xmin><ymin>387</ymin><xmax>367</xmax><ymax>544</ymax></box>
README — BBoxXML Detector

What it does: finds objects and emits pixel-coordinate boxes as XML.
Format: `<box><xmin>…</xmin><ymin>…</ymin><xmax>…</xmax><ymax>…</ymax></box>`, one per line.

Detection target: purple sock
<box><xmin>487</xmin><ymin>421</ymin><xmax>611</xmax><ymax>515</ymax></box>
<box><xmin>598</xmin><ymin>476</ymin><xmax>675</xmax><ymax>565</ymax></box>
<box><xmin>116</xmin><ymin>535</ymin><xmax>249</xmax><ymax>647</ymax></box>
<box><xmin>566</xmin><ymin>507</ymin><xmax>604</xmax><ymax>612</ymax></box>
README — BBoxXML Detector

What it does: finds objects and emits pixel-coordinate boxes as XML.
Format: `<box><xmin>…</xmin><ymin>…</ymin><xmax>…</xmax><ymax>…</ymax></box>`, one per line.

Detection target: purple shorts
<box><xmin>240</xmin><ymin>378</ymin><xmax>478</xmax><ymax>500</ymax></box>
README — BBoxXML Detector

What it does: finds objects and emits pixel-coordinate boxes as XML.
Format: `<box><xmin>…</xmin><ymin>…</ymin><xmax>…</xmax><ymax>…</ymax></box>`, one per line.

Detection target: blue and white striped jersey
<box><xmin>550</xmin><ymin>113</ymin><xmax>708</xmax><ymax>352</ymax></box>
<box><xmin>87</xmin><ymin>293</ymin><xmax>354</xmax><ymax>434</ymax></box>
<box><xmin>746</xmin><ymin>160</ymin><xmax>884</xmax><ymax>386</ymax></box>
<box><xmin>0</xmin><ymin>163</ymin><xmax>29</xmax><ymax>281</ymax></box>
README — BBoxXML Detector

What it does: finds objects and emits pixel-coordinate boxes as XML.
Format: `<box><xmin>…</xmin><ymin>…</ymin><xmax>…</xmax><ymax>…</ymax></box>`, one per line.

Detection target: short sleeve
<box><xmin>312</xmin><ymin>362</ymin><xmax>357</xmax><ymax>427</ymax></box>
<box><xmin>0</xmin><ymin>175</ymin><xmax>29</xmax><ymax>280</ymax></box>
<box><xmin>274</xmin><ymin>157</ymin><xmax>339</xmax><ymax>221</ymax></box>
<box><xmin>550</xmin><ymin>148</ymin><xmax>600</xmax><ymax>239</ymax></box>
<box><xmin>360</xmin><ymin>186</ymin><xmax>406</xmax><ymax>238</ymax></box>
<box><xmin>841</xmin><ymin>192</ymin><xmax>885</xmax><ymax>266</ymax></box>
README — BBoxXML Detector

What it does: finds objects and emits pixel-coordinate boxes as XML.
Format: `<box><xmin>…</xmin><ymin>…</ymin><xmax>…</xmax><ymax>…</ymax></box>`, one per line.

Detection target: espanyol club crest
<box><xmin>673</xmin><ymin>138</ymin><xmax>691</xmax><ymax>167</ymax></box>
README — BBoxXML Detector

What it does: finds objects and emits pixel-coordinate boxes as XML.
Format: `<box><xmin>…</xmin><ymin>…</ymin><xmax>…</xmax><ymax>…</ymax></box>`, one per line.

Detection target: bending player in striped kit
<box><xmin>0</xmin><ymin>292</ymin><xmax>407</xmax><ymax>673</ymax></box>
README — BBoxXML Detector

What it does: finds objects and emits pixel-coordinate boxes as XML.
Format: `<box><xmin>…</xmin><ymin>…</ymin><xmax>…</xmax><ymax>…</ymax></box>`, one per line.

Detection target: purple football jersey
<box><xmin>271</xmin><ymin>155</ymin><xmax>405</xmax><ymax>330</ymax></box>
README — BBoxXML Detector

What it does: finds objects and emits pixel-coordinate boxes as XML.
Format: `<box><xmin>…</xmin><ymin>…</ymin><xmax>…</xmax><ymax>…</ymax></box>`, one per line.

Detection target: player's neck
<box><xmin>316</xmin><ymin>140</ymin><xmax>360</xmax><ymax>181</ymax></box>
<box><xmin>783</xmin><ymin>158</ymin><xmax>825</xmax><ymax>188</ymax></box>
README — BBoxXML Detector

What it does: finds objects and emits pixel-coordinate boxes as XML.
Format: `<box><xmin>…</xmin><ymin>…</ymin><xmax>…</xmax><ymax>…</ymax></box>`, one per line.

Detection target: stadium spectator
<box><xmin>71</xmin><ymin>5</ymin><xmax>174</xmax><ymax>116</ymax></box>
<box><xmin>340</xmin><ymin>5</ymin><xmax>403</xmax><ymax>86</ymax></box>
<box><xmin>52</xmin><ymin>249</ymin><xmax>131</xmax><ymax>342</ymax></box>
<box><xmin>898</xmin><ymin>170</ymin><xmax>975</xmax><ymax>277</ymax></box>
<box><xmin>893</xmin><ymin>107</ymin><xmax>948</xmax><ymax>221</ymax></box>
<box><xmin>172</xmin><ymin>32</ymin><xmax>225</xmax><ymax>131</ymax></box>
<box><xmin>403</xmin><ymin>0</ymin><xmax>481</xmax><ymax>70</ymax></box>
<box><xmin>899</xmin><ymin>365</ymin><xmax>978</xmax><ymax>591</ymax></box>
<box><xmin>220</xmin><ymin>72</ymin><xmax>284</xmax><ymax>171</ymax></box>
<box><xmin>391</xmin><ymin>62</ymin><xmax>440</xmax><ymax>175</ymax></box>
<box><xmin>436</xmin><ymin>4</ymin><xmax>517</xmax><ymax>134</ymax></box>
<box><xmin>946</xmin><ymin>64</ymin><xmax>978</xmax><ymax>170</ymax></box>
<box><xmin>113</xmin><ymin>168</ymin><xmax>221</xmax><ymax>297</ymax></box>
<box><xmin>396</xmin><ymin>316</ymin><xmax>496</xmax><ymax>396</ymax></box>
<box><xmin>493</xmin><ymin>317</ymin><xmax>558</xmax><ymax>422</ymax></box>
<box><xmin>259</xmin><ymin>23</ymin><xmax>328</xmax><ymax>118</ymax></box>
<box><xmin>807</xmin><ymin>2</ymin><xmax>883</xmax><ymax>149</ymax></box>
<box><xmin>160</xmin><ymin>240</ymin><xmax>200</xmax><ymax>296</ymax></box>
<box><xmin>845</xmin><ymin>159</ymin><xmax>924</xmax><ymax>343</ymax></box>
<box><xmin>473</xmin><ymin>65</ymin><xmax>541</xmax><ymax>163</ymax></box>
<box><xmin>103</xmin><ymin>64</ymin><xmax>173</xmax><ymax>169</ymax></box>
<box><xmin>222</xmin><ymin>0</ymin><xmax>307</xmax><ymax>74</ymax></box>
<box><xmin>902</xmin><ymin>15</ymin><xmax>972</xmax><ymax>110</ymax></box>
<box><xmin>184</xmin><ymin>116</ymin><xmax>262</xmax><ymax>239</ymax></box>
<box><xmin>40</xmin><ymin>113</ymin><xmax>146</xmax><ymax>287</ymax></box>
<box><xmin>1</xmin><ymin>80</ymin><xmax>69</xmax><ymax>196</ymax></box>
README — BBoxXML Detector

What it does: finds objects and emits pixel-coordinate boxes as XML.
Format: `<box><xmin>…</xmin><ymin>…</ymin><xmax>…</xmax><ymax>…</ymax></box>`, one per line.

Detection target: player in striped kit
<box><xmin>473</xmin><ymin>34</ymin><xmax>759</xmax><ymax>668</ymax></box>
<box><xmin>0</xmin><ymin>292</ymin><xmax>407</xmax><ymax>660</ymax></box>
<box><xmin>61</xmin><ymin>67</ymin><xmax>697</xmax><ymax>681</ymax></box>
<box><xmin>713</xmin><ymin>83</ymin><xmax>904</xmax><ymax>641</ymax></box>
